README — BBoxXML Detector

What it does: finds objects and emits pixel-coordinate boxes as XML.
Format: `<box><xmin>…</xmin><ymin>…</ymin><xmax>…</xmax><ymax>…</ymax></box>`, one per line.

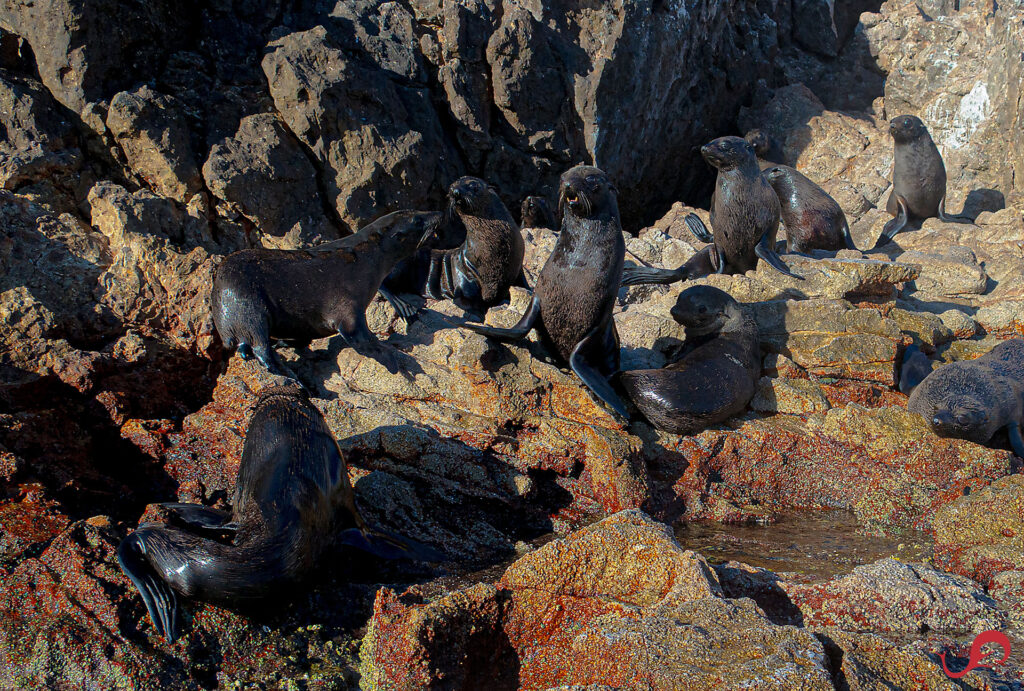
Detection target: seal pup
<box><xmin>619</xmin><ymin>286</ymin><xmax>760</xmax><ymax>435</ymax></box>
<box><xmin>463</xmin><ymin>165</ymin><xmax>629</xmax><ymax>419</ymax></box>
<box><xmin>874</xmin><ymin>115</ymin><xmax>971</xmax><ymax>248</ymax></box>
<box><xmin>623</xmin><ymin>136</ymin><xmax>802</xmax><ymax>286</ymax></box>
<box><xmin>117</xmin><ymin>385</ymin><xmax>438</xmax><ymax>642</ymax></box>
<box><xmin>905</xmin><ymin>338</ymin><xmax>1024</xmax><ymax>456</ymax></box>
<box><xmin>212</xmin><ymin>210</ymin><xmax>442</xmax><ymax>375</ymax></box>
<box><xmin>521</xmin><ymin>195</ymin><xmax>556</xmax><ymax>230</ymax></box>
<box><xmin>764</xmin><ymin>165</ymin><xmax>857</xmax><ymax>252</ymax></box>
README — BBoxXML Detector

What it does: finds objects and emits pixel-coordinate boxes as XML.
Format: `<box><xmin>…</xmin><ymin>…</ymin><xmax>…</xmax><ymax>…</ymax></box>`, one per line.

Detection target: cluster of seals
<box><xmin>622</xmin><ymin>136</ymin><xmax>802</xmax><ymax>287</ymax></box>
<box><xmin>465</xmin><ymin>165</ymin><xmax>629</xmax><ymax>419</ymax></box>
<box><xmin>619</xmin><ymin>286</ymin><xmax>760</xmax><ymax>434</ymax></box>
<box><xmin>764</xmin><ymin>165</ymin><xmax>856</xmax><ymax>253</ymax></box>
<box><xmin>520</xmin><ymin>195</ymin><xmax>556</xmax><ymax>230</ymax></box>
<box><xmin>212</xmin><ymin>210</ymin><xmax>442</xmax><ymax>374</ymax></box>
<box><xmin>117</xmin><ymin>385</ymin><xmax>435</xmax><ymax>642</ymax></box>
<box><xmin>423</xmin><ymin>177</ymin><xmax>526</xmax><ymax>316</ymax></box>
<box><xmin>875</xmin><ymin>115</ymin><xmax>971</xmax><ymax>247</ymax></box>
<box><xmin>904</xmin><ymin>338</ymin><xmax>1024</xmax><ymax>456</ymax></box>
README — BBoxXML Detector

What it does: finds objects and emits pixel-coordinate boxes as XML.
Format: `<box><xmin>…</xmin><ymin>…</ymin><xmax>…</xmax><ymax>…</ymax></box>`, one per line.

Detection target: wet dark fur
<box><xmin>426</xmin><ymin>176</ymin><xmax>525</xmax><ymax>313</ymax></box>
<box><xmin>887</xmin><ymin>115</ymin><xmax>947</xmax><ymax>221</ymax></box>
<box><xmin>540</xmin><ymin>167</ymin><xmax>623</xmax><ymax>368</ymax></box>
<box><xmin>621</xmin><ymin>136</ymin><xmax>799</xmax><ymax>287</ymax></box>
<box><xmin>704</xmin><ymin>136</ymin><xmax>783</xmax><ymax>273</ymax></box>
<box><xmin>521</xmin><ymin>195</ymin><xmax>556</xmax><ymax>230</ymax></box>
<box><xmin>620</xmin><ymin>286</ymin><xmax>760</xmax><ymax>435</ymax></box>
<box><xmin>117</xmin><ymin>385</ymin><xmax>365</xmax><ymax>641</ymax></box>
<box><xmin>907</xmin><ymin>339</ymin><xmax>1024</xmax><ymax>448</ymax></box>
<box><xmin>464</xmin><ymin>165</ymin><xmax>628</xmax><ymax>418</ymax></box>
<box><xmin>764</xmin><ymin>165</ymin><xmax>856</xmax><ymax>252</ymax></box>
<box><xmin>212</xmin><ymin>210</ymin><xmax>441</xmax><ymax>372</ymax></box>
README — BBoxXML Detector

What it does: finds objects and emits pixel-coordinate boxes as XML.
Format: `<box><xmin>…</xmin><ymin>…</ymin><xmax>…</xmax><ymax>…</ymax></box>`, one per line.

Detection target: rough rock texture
<box><xmin>4</xmin><ymin>0</ymin><xmax>1024</xmax><ymax>686</ymax></box>
<box><xmin>782</xmin><ymin>558</ymin><xmax>1005</xmax><ymax>634</ymax></box>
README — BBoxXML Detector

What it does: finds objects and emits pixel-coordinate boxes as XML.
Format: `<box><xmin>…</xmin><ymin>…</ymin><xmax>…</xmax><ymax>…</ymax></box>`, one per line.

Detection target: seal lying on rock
<box><xmin>423</xmin><ymin>176</ymin><xmax>526</xmax><ymax>317</ymax></box>
<box><xmin>619</xmin><ymin>286</ymin><xmax>760</xmax><ymax>435</ymax></box>
<box><xmin>521</xmin><ymin>195</ymin><xmax>556</xmax><ymax>230</ymax></box>
<box><xmin>464</xmin><ymin>165</ymin><xmax>629</xmax><ymax>419</ymax></box>
<box><xmin>212</xmin><ymin>210</ymin><xmax>442</xmax><ymax>375</ymax></box>
<box><xmin>874</xmin><ymin>115</ymin><xmax>972</xmax><ymax>248</ymax></box>
<box><xmin>622</xmin><ymin>136</ymin><xmax>802</xmax><ymax>286</ymax></box>
<box><xmin>117</xmin><ymin>385</ymin><xmax>439</xmax><ymax>642</ymax></box>
<box><xmin>905</xmin><ymin>338</ymin><xmax>1024</xmax><ymax>456</ymax></box>
<box><xmin>764</xmin><ymin>165</ymin><xmax>857</xmax><ymax>252</ymax></box>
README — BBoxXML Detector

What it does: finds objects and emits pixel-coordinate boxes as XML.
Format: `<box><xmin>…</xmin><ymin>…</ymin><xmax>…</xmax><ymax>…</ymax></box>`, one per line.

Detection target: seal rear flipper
<box><xmin>338</xmin><ymin>528</ymin><xmax>446</xmax><ymax>563</ymax></box>
<box><xmin>937</xmin><ymin>194</ymin><xmax>975</xmax><ymax>225</ymax></box>
<box><xmin>621</xmin><ymin>266</ymin><xmax>683</xmax><ymax>286</ymax></box>
<box><xmin>898</xmin><ymin>344</ymin><xmax>932</xmax><ymax>395</ymax></box>
<box><xmin>874</xmin><ymin>195</ymin><xmax>908</xmax><ymax>248</ymax></box>
<box><xmin>754</xmin><ymin>234</ymin><xmax>804</xmax><ymax>280</ymax></box>
<box><xmin>117</xmin><ymin>534</ymin><xmax>182</xmax><ymax>642</ymax></box>
<box><xmin>1008</xmin><ymin>424</ymin><xmax>1024</xmax><ymax>459</ymax></box>
<box><xmin>463</xmin><ymin>295</ymin><xmax>540</xmax><ymax>341</ymax></box>
<box><xmin>570</xmin><ymin>331</ymin><xmax>630</xmax><ymax>420</ymax></box>
<box><xmin>377</xmin><ymin>286</ymin><xmax>420</xmax><ymax>322</ymax></box>
<box><xmin>514</xmin><ymin>269</ymin><xmax>531</xmax><ymax>290</ymax></box>
<box><xmin>684</xmin><ymin>213</ymin><xmax>714</xmax><ymax>243</ymax></box>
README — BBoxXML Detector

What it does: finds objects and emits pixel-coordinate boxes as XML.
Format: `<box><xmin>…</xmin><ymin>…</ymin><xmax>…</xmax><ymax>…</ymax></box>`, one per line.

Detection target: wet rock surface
<box><xmin>3</xmin><ymin>0</ymin><xmax>1024</xmax><ymax>687</ymax></box>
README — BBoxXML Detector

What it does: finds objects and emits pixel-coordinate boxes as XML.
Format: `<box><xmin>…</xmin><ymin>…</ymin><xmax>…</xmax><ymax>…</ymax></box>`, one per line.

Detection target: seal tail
<box><xmin>684</xmin><ymin>213</ymin><xmax>714</xmax><ymax>243</ymax></box>
<box><xmin>339</xmin><ymin>527</ymin><xmax>446</xmax><ymax>563</ymax></box>
<box><xmin>621</xmin><ymin>265</ymin><xmax>683</xmax><ymax>286</ymax></box>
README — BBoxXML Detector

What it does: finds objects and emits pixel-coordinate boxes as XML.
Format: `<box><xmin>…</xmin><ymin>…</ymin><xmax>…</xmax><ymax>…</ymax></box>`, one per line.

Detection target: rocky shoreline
<box><xmin>3</xmin><ymin>0</ymin><xmax>1024</xmax><ymax>688</ymax></box>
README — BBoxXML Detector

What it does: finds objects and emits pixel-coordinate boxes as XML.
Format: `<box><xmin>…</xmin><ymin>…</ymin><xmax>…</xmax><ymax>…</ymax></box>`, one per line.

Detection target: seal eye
<box><xmin>698</xmin><ymin>305</ymin><xmax>707</xmax><ymax>314</ymax></box>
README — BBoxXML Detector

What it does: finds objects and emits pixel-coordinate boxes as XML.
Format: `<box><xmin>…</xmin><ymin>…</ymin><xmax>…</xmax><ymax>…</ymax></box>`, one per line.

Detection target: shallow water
<box><xmin>674</xmin><ymin>509</ymin><xmax>933</xmax><ymax>580</ymax></box>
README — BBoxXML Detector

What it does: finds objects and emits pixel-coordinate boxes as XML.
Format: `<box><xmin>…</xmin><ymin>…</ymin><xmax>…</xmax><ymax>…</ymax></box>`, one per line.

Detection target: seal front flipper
<box><xmin>463</xmin><ymin>295</ymin><xmax>540</xmax><ymax>341</ymax></box>
<box><xmin>937</xmin><ymin>194</ymin><xmax>975</xmax><ymax>225</ymax></box>
<box><xmin>621</xmin><ymin>266</ymin><xmax>683</xmax><ymax>286</ymax></box>
<box><xmin>377</xmin><ymin>286</ymin><xmax>419</xmax><ymax>321</ymax></box>
<box><xmin>841</xmin><ymin>218</ymin><xmax>859</xmax><ymax>251</ymax></box>
<box><xmin>161</xmin><ymin>503</ymin><xmax>236</xmax><ymax>540</ymax></box>
<box><xmin>874</xmin><ymin>195</ymin><xmax>908</xmax><ymax>248</ymax></box>
<box><xmin>514</xmin><ymin>268</ymin><xmax>531</xmax><ymax>289</ymax></box>
<box><xmin>569</xmin><ymin>325</ymin><xmax>630</xmax><ymax>420</ymax></box>
<box><xmin>117</xmin><ymin>532</ymin><xmax>181</xmax><ymax>642</ymax></box>
<box><xmin>754</xmin><ymin>234</ymin><xmax>804</xmax><ymax>280</ymax></box>
<box><xmin>338</xmin><ymin>312</ymin><xmax>403</xmax><ymax>375</ymax></box>
<box><xmin>339</xmin><ymin>527</ymin><xmax>446</xmax><ymax>563</ymax></box>
<box><xmin>1008</xmin><ymin>424</ymin><xmax>1024</xmax><ymax>459</ymax></box>
<box><xmin>684</xmin><ymin>213</ymin><xmax>714</xmax><ymax>243</ymax></box>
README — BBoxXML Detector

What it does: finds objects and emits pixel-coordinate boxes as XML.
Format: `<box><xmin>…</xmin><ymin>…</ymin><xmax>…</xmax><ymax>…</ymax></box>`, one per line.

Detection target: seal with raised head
<box><xmin>874</xmin><ymin>114</ymin><xmax>971</xmax><ymax>248</ymax></box>
<box><xmin>622</xmin><ymin>136</ymin><xmax>802</xmax><ymax>286</ymax></box>
<box><xmin>422</xmin><ymin>176</ymin><xmax>526</xmax><ymax>316</ymax></box>
<box><xmin>116</xmin><ymin>384</ymin><xmax>437</xmax><ymax>642</ymax></box>
<box><xmin>464</xmin><ymin>165</ymin><xmax>629</xmax><ymax>419</ymax></box>
<box><xmin>521</xmin><ymin>195</ymin><xmax>556</xmax><ymax>230</ymax></box>
<box><xmin>212</xmin><ymin>210</ymin><xmax>442</xmax><ymax>374</ymax></box>
<box><xmin>619</xmin><ymin>286</ymin><xmax>760</xmax><ymax>435</ymax></box>
<box><xmin>764</xmin><ymin>164</ymin><xmax>857</xmax><ymax>252</ymax></box>
<box><xmin>905</xmin><ymin>338</ymin><xmax>1024</xmax><ymax>456</ymax></box>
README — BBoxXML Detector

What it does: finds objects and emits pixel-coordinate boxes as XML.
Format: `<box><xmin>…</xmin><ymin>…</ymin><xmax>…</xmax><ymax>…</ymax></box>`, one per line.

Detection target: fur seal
<box><xmin>117</xmin><ymin>385</ymin><xmax>436</xmax><ymax>642</ymax></box>
<box><xmin>622</xmin><ymin>136</ymin><xmax>802</xmax><ymax>286</ymax></box>
<box><xmin>764</xmin><ymin>165</ymin><xmax>857</xmax><ymax>252</ymax></box>
<box><xmin>464</xmin><ymin>165</ymin><xmax>629</xmax><ymax>419</ymax></box>
<box><xmin>212</xmin><ymin>210</ymin><xmax>442</xmax><ymax>375</ymax></box>
<box><xmin>422</xmin><ymin>176</ymin><xmax>526</xmax><ymax>316</ymax></box>
<box><xmin>521</xmin><ymin>195</ymin><xmax>556</xmax><ymax>230</ymax></box>
<box><xmin>619</xmin><ymin>286</ymin><xmax>760</xmax><ymax>434</ymax></box>
<box><xmin>874</xmin><ymin>115</ymin><xmax>971</xmax><ymax>248</ymax></box>
<box><xmin>905</xmin><ymin>338</ymin><xmax>1024</xmax><ymax>456</ymax></box>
